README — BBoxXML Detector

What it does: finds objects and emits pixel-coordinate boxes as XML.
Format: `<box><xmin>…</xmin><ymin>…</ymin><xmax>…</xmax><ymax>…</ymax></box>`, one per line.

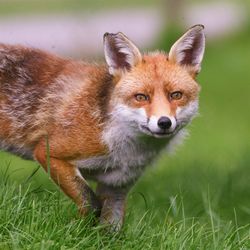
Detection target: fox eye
<box><xmin>170</xmin><ymin>91</ymin><xmax>183</xmax><ymax>100</ymax></box>
<box><xmin>135</xmin><ymin>93</ymin><xmax>149</xmax><ymax>102</ymax></box>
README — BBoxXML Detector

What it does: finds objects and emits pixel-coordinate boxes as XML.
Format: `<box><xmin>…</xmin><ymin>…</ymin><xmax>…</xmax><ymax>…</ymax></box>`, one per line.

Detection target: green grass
<box><xmin>1</xmin><ymin>27</ymin><xmax>250</xmax><ymax>249</ymax></box>
<box><xmin>1</xmin><ymin>0</ymin><xmax>248</xmax><ymax>17</ymax></box>
<box><xmin>1</xmin><ymin>166</ymin><xmax>250</xmax><ymax>250</ymax></box>
<box><xmin>1</xmin><ymin>163</ymin><xmax>250</xmax><ymax>249</ymax></box>
<box><xmin>0</xmin><ymin>0</ymin><xmax>157</xmax><ymax>16</ymax></box>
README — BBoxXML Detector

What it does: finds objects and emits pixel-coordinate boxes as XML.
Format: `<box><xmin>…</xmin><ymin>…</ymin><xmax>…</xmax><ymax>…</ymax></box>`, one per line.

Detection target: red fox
<box><xmin>0</xmin><ymin>25</ymin><xmax>205</xmax><ymax>230</ymax></box>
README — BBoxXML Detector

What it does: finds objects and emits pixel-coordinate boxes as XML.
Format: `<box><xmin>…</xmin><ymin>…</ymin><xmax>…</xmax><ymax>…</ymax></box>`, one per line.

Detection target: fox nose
<box><xmin>157</xmin><ymin>116</ymin><xmax>172</xmax><ymax>130</ymax></box>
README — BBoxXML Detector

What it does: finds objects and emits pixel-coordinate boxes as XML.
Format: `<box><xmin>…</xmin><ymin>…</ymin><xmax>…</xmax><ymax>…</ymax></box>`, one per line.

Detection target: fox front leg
<box><xmin>96</xmin><ymin>183</ymin><xmax>129</xmax><ymax>231</ymax></box>
<box><xmin>34</xmin><ymin>142</ymin><xmax>102</xmax><ymax>216</ymax></box>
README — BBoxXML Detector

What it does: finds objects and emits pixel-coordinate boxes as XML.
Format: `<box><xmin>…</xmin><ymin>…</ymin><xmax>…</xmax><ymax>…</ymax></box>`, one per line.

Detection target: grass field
<box><xmin>0</xmin><ymin>0</ymin><xmax>248</xmax><ymax>17</ymax></box>
<box><xmin>1</xmin><ymin>24</ymin><xmax>250</xmax><ymax>249</ymax></box>
<box><xmin>0</xmin><ymin>0</ymin><xmax>157</xmax><ymax>16</ymax></box>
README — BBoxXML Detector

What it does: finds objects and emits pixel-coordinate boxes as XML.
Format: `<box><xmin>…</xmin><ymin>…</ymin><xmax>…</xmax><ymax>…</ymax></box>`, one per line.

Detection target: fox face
<box><xmin>104</xmin><ymin>25</ymin><xmax>205</xmax><ymax>139</ymax></box>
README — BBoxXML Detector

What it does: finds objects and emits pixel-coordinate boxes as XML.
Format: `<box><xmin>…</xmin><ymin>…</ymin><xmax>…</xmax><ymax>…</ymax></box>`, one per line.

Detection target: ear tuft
<box><xmin>169</xmin><ymin>24</ymin><xmax>205</xmax><ymax>74</ymax></box>
<box><xmin>103</xmin><ymin>32</ymin><xmax>142</xmax><ymax>76</ymax></box>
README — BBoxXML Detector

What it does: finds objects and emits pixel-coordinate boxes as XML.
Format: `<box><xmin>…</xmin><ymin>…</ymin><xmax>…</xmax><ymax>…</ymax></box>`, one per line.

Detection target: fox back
<box><xmin>0</xmin><ymin>44</ymin><xmax>112</xmax><ymax>159</ymax></box>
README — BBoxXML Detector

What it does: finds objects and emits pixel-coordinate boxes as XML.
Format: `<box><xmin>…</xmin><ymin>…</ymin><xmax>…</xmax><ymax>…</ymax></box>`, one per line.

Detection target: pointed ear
<box><xmin>103</xmin><ymin>32</ymin><xmax>142</xmax><ymax>76</ymax></box>
<box><xmin>169</xmin><ymin>25</ymin><xmax>205</xmax><ymax>75</ymax></box>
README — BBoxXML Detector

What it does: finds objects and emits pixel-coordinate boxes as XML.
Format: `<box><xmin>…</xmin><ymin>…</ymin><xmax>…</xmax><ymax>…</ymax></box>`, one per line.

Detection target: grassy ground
<box><xmin>1</xmin><ymin>27</ymin><xmax>250</xmax><ymax>249</ymax></box>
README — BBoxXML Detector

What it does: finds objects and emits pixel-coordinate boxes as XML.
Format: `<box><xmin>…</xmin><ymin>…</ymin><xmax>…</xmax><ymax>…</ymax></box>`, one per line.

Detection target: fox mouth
<box><xmin>140</xmin><ymin>125</ymin><xmax>175</xmax><ymax>138</ymax></box>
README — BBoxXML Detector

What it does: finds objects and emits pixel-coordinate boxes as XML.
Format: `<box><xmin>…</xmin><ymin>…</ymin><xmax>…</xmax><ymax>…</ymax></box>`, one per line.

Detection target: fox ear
<box><xmin>103</xmin><ymin>32</ymin><xmax>142</xmax><ymax>76</ymax></box>
<box><xmin>169</xmin><ymin>25</ymin><xmax>205</xmax><ymax>75</ymax></box>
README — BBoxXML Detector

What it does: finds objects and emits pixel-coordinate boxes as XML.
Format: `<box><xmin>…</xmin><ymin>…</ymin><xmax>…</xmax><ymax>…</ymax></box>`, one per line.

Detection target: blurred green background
<box><xmin>0</xmin><ymin>0</ymin><xmax>250</xmax><ymax>245</ymax></box>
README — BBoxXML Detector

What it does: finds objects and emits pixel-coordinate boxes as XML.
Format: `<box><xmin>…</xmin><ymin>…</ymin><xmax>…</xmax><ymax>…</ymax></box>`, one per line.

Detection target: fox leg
<box><xmin>33</xmin><ymin>143</ymin><xmax>101</xmax><ymax>216</ymax></box>
<box><xmin>96</xmin><ymin>183</ymin><xmax>129</xmax><ymax>231</ymax></box>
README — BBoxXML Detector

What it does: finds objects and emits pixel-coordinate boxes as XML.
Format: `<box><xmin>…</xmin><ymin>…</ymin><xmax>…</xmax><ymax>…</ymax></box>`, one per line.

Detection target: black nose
<box><xmin>157</xmin><ymin>116</ymin><xmax>172</xmax><ymax>130</ymax></box>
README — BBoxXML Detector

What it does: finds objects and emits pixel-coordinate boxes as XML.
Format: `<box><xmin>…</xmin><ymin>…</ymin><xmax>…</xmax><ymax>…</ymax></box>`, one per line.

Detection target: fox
<box><xmin>0</xmin><ymin>24</ymin><xmax>205</xmax><ymax>230</ymax></box>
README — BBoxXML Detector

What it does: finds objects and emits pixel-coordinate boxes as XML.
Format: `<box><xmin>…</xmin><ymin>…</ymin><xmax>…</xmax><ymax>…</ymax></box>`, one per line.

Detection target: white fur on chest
<box><xmin>74</xmin><ymin>115</ymin><xmax>186</xmax><ymax>187</ymax></box>
<box><xmin>74</xmin><ymin>124</ymin><xmax>158</xmax><ymax>186</ymax></box>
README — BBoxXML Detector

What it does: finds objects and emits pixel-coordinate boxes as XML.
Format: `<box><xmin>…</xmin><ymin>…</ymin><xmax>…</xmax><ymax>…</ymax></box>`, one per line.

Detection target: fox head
<box><xmin>103</xmin><ymin>25</ymin><xmax>205</xmax><ymax>138</ymax></box>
